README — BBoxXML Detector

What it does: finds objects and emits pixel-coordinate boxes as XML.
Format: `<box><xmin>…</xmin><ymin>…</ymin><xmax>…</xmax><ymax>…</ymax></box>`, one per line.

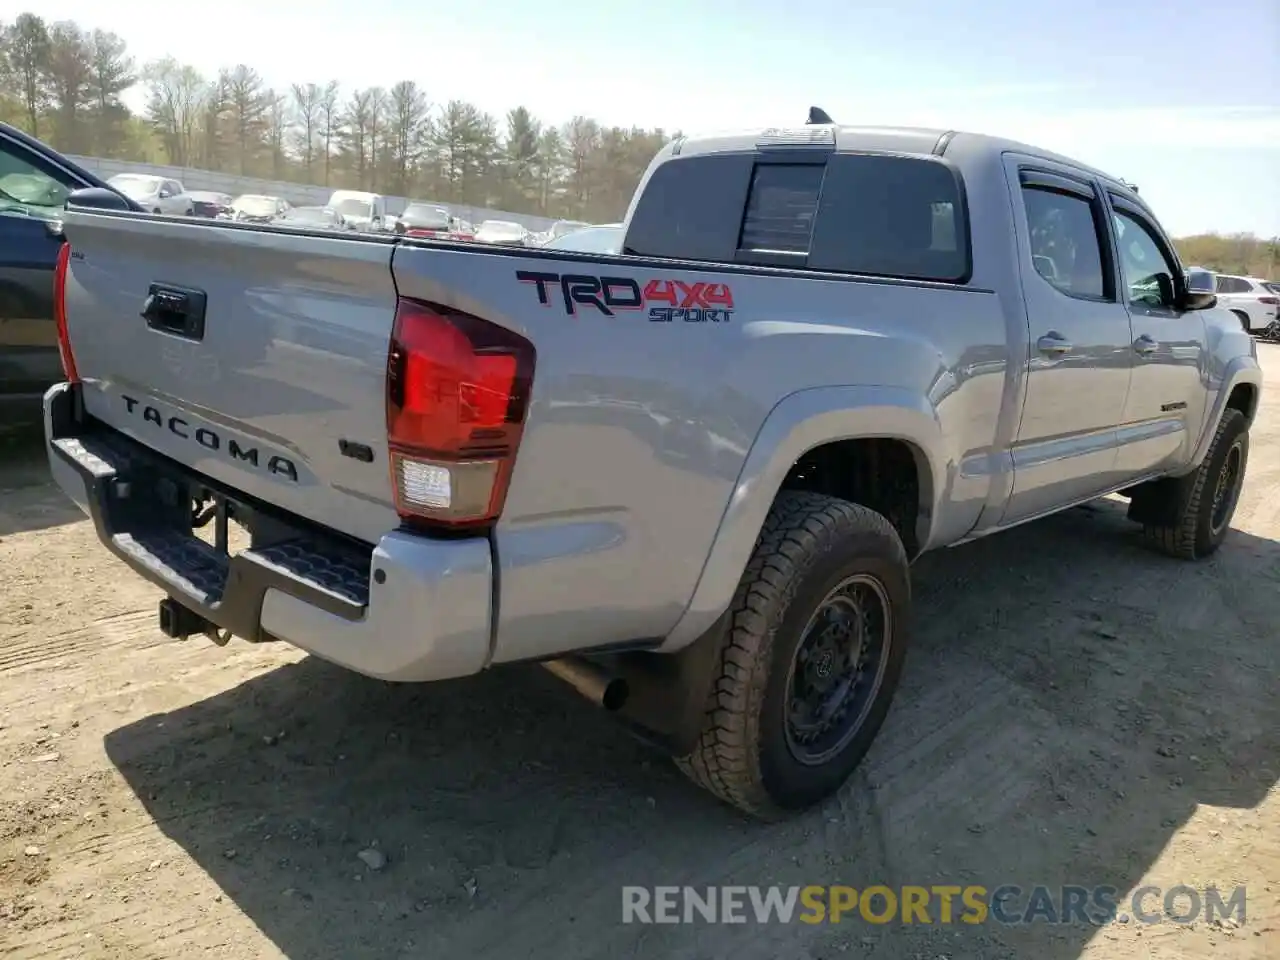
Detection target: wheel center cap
<box><xmin>814</xmin><ymin>650</ymin><xmax>834</xmax><ymax>679</ymax></box>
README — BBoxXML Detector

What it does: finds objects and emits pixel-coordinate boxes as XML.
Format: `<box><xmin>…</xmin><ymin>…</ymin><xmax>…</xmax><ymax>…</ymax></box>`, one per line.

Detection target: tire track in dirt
<box><xmin>0</xmin><ymin>610</ymin><xmax>157</xmax><ymax>675</ymax></box>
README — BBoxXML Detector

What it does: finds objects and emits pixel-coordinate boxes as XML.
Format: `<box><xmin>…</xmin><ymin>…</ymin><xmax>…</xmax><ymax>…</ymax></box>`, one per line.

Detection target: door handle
<box><xmin>1134</xmin><ymin>335</ymin><xmax>1158</xmax><ymax>355</ymax></box>
<box><xmin>1036</xmin><ymin>333</ymin><xmax>1072</xmax><ymax>355</ymax></box>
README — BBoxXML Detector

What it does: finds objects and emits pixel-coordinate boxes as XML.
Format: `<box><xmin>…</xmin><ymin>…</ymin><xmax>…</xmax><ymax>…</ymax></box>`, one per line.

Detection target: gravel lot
<box><xmin>2</xmin><ymin>351</ymin><xmax>1278</xmax><ymax>959</ymax></box>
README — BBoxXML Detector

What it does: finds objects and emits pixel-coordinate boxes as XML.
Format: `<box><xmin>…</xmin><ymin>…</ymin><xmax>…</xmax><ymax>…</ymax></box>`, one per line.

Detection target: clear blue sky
<box><xmin>12</xmin><ymin>0</ymin><xmax>1279</xmax><ymax>236</ymax></box>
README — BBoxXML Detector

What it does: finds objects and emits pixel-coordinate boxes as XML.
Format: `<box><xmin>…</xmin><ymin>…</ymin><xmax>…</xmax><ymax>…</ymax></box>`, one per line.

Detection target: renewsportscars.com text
<box><xmin>621</xmin><ymin>884</ymin><xmax>1247</xmax><ymax>926</ymax></box>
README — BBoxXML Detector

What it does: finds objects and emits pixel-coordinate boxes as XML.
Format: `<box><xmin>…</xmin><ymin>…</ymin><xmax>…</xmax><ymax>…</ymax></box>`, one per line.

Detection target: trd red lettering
<box><xmin>703</xmin><ymin>283</ymin><xmax>734</xmax><ymax>309</ymax></box>
<box><xmin>643</xmin><ymin>279</ymin><xmax>678</xmax><ymax>306</ymax></box>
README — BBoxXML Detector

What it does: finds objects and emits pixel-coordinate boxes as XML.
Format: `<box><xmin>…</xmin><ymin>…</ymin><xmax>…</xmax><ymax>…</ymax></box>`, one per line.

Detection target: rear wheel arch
<box><xmin>778</xmin><ymin>436</ymin><xmax>931</xmax><ymax>558</ymax></box>
<box><xmin>661</xmin><ymin>387</ymin><xmax>945</xmax><ymax>652</ymax></box>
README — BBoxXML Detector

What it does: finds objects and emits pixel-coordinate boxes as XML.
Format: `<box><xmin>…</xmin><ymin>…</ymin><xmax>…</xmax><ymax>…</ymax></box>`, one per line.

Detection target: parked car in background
<box><xmin>452</xmin><ymin>217</ymin><xmax>476</xmax><ymax>241</ymax></box>
<box><xmin>474</xmin><ymin>219</ymin><xmax>530</xmax><ymax>246</ymax></box>
<box><xmin>326</xmin><ymin>190</ymin><xmax>388</xmax><ymax>232</ymax></box>
<box><xmin>231</xmin><ymin>193</ymin><xmax>290</xmax><ymax>223</ymax></box>
<box><xmin>547</xmin><ymin>219</ymin><xmax>589</xmax><ymax>242</ymax></box>
<box><xmin>396</xmin><ymin>202</ymin><xmax>454</xmax><ymax>238</ymax></box>
<box><xmin>275</xmin><ymin>205</ymin><xmax>350</xmax><ymax>231</ymax></box>
<box><xmin>1214</xmin><ymin>274</ymin><xmax>1279</xmax><ymax>333</ymax></box>
<box><xmin>0</xmin><ymin>121</ymin><xmax>138</xmax><ymax>425</ymax></box>
<box><xmin>187</xmin><ymin>191</ymin><xmax>234</xmax><ymax>219</ymax></box>
<box><xmin>106</xmin><ymin>173</ymin><xmax>193</xmax><ymax>215</ymax></box>
<box><xmin>543</xmin><ymin>222</ymin><xmax>624</xmax><ymax>254</ymax></box>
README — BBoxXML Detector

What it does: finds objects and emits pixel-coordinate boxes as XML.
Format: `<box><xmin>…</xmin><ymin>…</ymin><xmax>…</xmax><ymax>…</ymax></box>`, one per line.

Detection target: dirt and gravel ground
<box><xmin>2</xmin><ymin>355</ymin><xmax>1279</xmax><ymax>960</ymax></box>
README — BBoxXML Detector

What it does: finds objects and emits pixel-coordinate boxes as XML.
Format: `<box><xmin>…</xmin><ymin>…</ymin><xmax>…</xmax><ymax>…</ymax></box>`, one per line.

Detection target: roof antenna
<box><xmin>807</xmin><ymin>106</ymin><xmax>834</xmax><ymax>125</ymax></box>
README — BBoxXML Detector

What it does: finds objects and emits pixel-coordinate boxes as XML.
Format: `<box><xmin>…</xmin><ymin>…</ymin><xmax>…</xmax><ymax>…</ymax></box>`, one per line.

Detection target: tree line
<box><xmin>1176</xmin><ymin>234</ymin><xmax>1278</xmax><ymax>282</ymax></box>
<box><xmin>0</xmin><ymin>11</ymin><xmax>669</xmax><ymax>221</ymax></box>
<box><xmin>0</xmin><ymin>11</ymin><xmax>1276</xmax><ymax>264</ymax></box>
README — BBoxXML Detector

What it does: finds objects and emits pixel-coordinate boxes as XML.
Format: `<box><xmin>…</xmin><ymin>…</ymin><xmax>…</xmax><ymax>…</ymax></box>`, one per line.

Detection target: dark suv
<box><xmin>0</xmin><ymin>123</ymin><xmax>135</xmax><ymax>427</ymax></box>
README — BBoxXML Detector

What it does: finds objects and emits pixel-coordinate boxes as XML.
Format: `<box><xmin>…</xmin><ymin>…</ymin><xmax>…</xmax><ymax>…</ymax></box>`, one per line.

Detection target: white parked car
<box><xmin>474</xmin><ymin>219</ymin><xmax>531</xmax><ymax>246</ymax></box>
<box><xmin>230</xmin><ymin>194</ymin><xmax>291</xmax><ymax>224</ymax></box>
<box><xmin>543</xmin><ymin>223</ymin><xmax>624</xmax><ymax>254</ymax></box>
<box><xmin>107</xmin><ymin>174</ymin><xmax>193</xmax><ymax>216</ymax></box>
<box><xmin>1215</xmin><ymin>274</ymin><xmax>1279</xmax><ymax>333</ymax></box>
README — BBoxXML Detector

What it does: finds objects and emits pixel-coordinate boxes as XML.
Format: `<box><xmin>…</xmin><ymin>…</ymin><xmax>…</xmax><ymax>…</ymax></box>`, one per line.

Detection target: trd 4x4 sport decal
<box><xmin>516</xmin><ymin>271</ymin><xmax>735</xmax><ymax>323</ymax></box>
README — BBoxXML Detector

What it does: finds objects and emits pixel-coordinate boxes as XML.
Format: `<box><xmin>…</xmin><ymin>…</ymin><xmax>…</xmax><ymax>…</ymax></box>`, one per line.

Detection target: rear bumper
<box><xmin>42</xmin><ymin>382</ymin><xmax>494</xmax><ymax>682</ymax></box>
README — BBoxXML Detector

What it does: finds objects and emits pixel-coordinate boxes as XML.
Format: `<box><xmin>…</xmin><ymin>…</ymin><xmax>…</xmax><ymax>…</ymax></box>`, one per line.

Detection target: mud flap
<box><xmin>1126</xmin><ymin>472</ymin><xmax>1196</xmax><ymax>527</ymax></box>
<box><xmin>601</xmin><ymin>613</ymin><xmax>732</xmax><ymax>757</ymax></box>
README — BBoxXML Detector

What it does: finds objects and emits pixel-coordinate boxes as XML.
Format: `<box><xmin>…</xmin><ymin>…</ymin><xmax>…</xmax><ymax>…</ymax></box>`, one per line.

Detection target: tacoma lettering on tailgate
<box><xmin>516</xmin><ymin>271</ymin><xmax>735</xmax><ymax>323</ymax></box>
<box><xmin>121</xmin><ymin>394</ymin><xmax>299</xmax><ymax>482</ymax></box>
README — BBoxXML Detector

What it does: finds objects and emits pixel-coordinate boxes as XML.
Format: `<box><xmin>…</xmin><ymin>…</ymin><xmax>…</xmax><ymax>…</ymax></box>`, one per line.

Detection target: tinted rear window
<box><xmin>625</xmin><ymin>151</ymin><xmax>969</xmax><ymax>283</ymax></box>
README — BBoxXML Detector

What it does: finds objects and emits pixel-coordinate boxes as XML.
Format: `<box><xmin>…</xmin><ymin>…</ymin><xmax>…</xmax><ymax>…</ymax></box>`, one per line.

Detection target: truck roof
<box><xmin>669</xmin><ymin>124</ymin><xmax>1130</xmax><ymax>193</ymax></box>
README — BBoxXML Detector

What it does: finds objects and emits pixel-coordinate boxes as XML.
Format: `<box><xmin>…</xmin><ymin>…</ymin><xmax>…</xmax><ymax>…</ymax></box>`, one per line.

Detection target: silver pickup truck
<box><xmin>43</xmin><ymin>120</ymin><xmax>1261</xmax><ymax>819</ymax></box>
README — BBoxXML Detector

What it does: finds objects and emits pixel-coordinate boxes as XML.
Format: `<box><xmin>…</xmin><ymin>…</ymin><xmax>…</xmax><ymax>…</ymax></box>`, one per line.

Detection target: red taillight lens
<box><xmin>386</xmin><ymin>298</ymin><xmax>535</xmax><ymax>530</ymax></box>
<box><xmin>1258</xmin><ymin>296</ymin><xmax>1278</xmax><ymax>305</ymax></box>
<box><xmin>52</xmin><ymin>241</ymin><xmax>79</xmax><ymax>383</ymax></box>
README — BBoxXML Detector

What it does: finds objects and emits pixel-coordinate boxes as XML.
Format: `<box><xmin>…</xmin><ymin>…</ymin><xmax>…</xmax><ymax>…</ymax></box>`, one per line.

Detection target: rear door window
<box><xmin>1019</xmin><ymin>185</ymin><xmax>1108</xmax><ymax>300</ymax></box>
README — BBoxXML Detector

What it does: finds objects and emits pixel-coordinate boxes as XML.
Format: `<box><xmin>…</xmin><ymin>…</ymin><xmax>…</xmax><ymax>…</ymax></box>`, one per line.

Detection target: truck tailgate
<box><xmin>60</xmin><ymin>211</ymin><xmax>400</xmax><ymax>544</ymax></box>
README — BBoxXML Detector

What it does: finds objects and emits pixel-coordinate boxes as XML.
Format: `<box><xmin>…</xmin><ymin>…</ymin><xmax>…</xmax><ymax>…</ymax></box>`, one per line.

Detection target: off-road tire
<box><xmin>675</xmin><ymin>491</ymin><xmax>911</xmax><ymax>819</ymax></box>
<box><xmin>1141</xmin><ymin>408</ymin><xmax>1249</xmax><ymax>559</ymax></box>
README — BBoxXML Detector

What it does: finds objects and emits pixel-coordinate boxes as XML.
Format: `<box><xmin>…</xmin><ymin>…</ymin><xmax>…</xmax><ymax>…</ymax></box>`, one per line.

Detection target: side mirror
<box><xmin>1180</xmin><ymin>266</ymin><xmax>1217</xmax><ymax>311</ymax></box>
<box><xmin>68</xmin><ymin>186</ymin><xmax>136</xmax><ymax>212</ymax></box>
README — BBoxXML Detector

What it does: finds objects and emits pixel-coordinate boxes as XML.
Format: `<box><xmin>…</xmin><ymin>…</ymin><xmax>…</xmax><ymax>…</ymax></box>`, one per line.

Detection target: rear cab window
<box><xmin>624</xmin><ymin>147</ymin><xmax>970</xmax><ymax>283</ymax></box>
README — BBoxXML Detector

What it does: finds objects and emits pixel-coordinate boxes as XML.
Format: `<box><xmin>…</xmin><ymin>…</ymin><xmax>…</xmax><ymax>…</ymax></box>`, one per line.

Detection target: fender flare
<box><xmin>1179</xmin><ymin>355</ymin><xmax>1262</xmax><ymax>474</ymax></box>
<box><xmin>660</xmin><ymin>385</ymin><xmax>949</xmax><ymax>651</ymax></box>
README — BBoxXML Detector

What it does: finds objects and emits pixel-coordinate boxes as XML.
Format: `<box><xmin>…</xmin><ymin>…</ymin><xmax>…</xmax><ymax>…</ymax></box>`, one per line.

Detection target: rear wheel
<box><xmin>1140</xmin><ymin>408</ymin><xmax>1249</xmax><ymax>559</ymax></box>
<box><xmin>675</xmin><ymin>491</ymin><xmax>911</xmax><ymax>819</ymax></box>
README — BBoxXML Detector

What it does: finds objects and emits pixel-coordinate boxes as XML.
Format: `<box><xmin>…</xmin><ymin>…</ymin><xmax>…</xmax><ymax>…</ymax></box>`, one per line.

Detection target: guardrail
<box><xmin>65</xmin><ymin>154</ymin><xmax>562</xmax><ymax>233</ymax></box>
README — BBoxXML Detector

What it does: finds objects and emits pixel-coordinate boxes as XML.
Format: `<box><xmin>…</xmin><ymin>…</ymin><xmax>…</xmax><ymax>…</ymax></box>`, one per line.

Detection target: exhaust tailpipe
<box><xmin>542</xmin><ymin>657</ymin><xmax>629</xmax><ymax>711</ymax></box>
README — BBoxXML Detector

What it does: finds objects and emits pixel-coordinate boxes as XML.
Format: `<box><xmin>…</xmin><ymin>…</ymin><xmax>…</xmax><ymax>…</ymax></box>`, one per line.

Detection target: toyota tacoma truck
<box><xmin>42</xmin><ymin>118</ymin><xmax>1261</xmax><ymax>819</ymax></box>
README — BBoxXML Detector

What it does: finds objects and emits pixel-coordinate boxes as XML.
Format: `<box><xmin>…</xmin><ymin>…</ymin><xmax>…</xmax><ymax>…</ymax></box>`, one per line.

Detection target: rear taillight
<box><xmin>52</xmin><ymin>241</ymin><xmax>79</xmax><ymax>383</ymax></box>
<box><xmin>1259</xmin><ymin>296</ymin><xmax>1278</xmax><ymax>306</ymax></box>
<box><xmin>386</xmin><ymin>298</ymin><xmax>535</xmax><ymax>531</ymax></box>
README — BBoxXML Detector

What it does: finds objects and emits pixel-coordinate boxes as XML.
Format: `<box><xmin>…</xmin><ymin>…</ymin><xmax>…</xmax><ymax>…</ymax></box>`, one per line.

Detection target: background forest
<box><xmin>1</xmin><ymin>10</ymin><xmax>1276</xmax><ymax>274</ymax></box>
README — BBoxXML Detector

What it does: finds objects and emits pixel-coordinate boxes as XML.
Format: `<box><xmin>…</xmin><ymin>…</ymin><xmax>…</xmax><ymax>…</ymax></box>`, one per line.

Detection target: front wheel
<box><xmin>1140</xmin><ymin>408</ymin><xmax>1249</xmax><ymax>559</ymax></box>
<box><xmin>675</xmin><ymin>491</ymin><xmax>911</xmax><ymax>819</ymax></box>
